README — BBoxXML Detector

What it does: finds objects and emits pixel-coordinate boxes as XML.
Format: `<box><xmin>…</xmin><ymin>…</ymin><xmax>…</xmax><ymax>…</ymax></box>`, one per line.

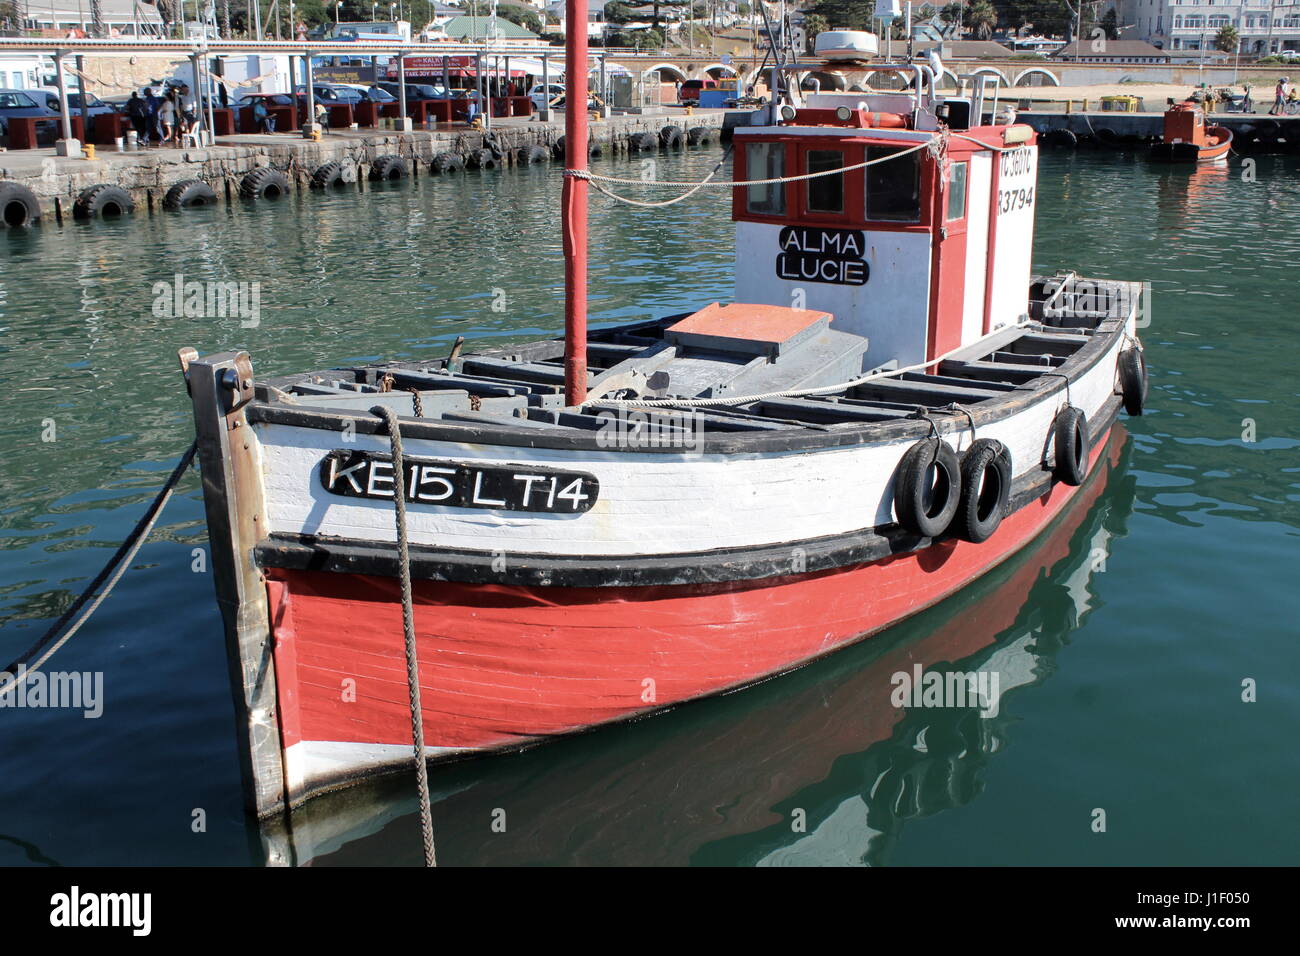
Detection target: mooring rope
<box><xmin>0</xmin><ymin>442</ymin><xmax>197</xmax><ymax>699</ymax></box>
<box><xmin>566</xmin><ymin>135</ymin><xmax>936</xmax><ymax>190</ymax></box>
<box><xmin>371</xmin><ymin>405</ymin><xmax>437</xmax><ymax>868</ymax></box>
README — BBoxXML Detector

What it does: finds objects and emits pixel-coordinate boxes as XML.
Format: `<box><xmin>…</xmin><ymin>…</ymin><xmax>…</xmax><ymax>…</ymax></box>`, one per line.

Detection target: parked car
<box><xmin>295</xmin><ymin>84</ymin><xmax>364</xmax><ymax>104</ymax></box>
<box><xmin>36</xmin><ymin>90</ymin><xmax>118</xmax><ymax>125</ymax></box>
<box><xmin>375</xmin><ymin>81</ymin><xmax>448</xmax><ymax>100</ymax></box>
<box><xmin>679</xmin><ymin>78</ymin><xmax>718</xmax><ymax>104</ymax></box>
<box><xmin>233</xmin><ymin>93</ymin><xmax>297</xmax><ymax>110</ymax></box>
<box><xmin>528</xmin><ymin>82</ymin><xmax>565</xmax><ymax>111</ymax></box>
<box><xmin>0</xmin><ymin>88</ymin><xmax>60</xmax><ymax>142</ymax></box>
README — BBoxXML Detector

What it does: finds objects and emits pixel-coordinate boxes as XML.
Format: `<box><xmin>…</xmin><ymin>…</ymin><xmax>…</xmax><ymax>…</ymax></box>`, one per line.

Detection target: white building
<box><xmin>17</xmin><ymin>0</ymin><xmax>165</xmax><ymax>36</ymax></box>
<box><xmin>1121</xmin><ymin>0</ymin><xmax>1300</xmax><ymax>55</ymax></box>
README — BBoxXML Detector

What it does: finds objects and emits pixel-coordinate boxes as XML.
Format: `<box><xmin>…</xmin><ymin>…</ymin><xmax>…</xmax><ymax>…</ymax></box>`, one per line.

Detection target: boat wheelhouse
<box><xmin>1150</xmin><ymin>100</ymin><xmax>1232</xmax><ymax>163</ymax></box>
<box><xmin>179</xmin><ymin>64</ymin><xmax>1148</xmax><ymax>818</ymax></box>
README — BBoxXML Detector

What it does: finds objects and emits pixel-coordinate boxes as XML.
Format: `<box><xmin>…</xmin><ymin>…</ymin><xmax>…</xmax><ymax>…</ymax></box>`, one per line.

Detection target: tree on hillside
<box><xmin>805</xmin><ymin>0</ymin><xmax>874</xmax><ymax>32</ymax></box>
<box><xmin>803</xmin><ymin>12</ymin><xmax>829</xmax><ymax>45</ymax></box>
<box><xmin>1215</xmin><ymin>24</ymin><xmax>1240</xmax><ymax>54</ymax></box>
<box><xmin>968</xmin><ymin>0</ymin><xmax>996</xmax><ymax>39</ymax></box>
<box><xmin>605</xmin><ymin>1</ymin><xmax>633</xmax><ymax>23</ymax></box>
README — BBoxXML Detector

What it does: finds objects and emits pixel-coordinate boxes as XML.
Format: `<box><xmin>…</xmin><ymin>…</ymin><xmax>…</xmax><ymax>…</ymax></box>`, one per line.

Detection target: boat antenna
<box><xmin>561</xmin><ymin>0</ymin><xmax>589</xmax><ymax>407</ymax></box>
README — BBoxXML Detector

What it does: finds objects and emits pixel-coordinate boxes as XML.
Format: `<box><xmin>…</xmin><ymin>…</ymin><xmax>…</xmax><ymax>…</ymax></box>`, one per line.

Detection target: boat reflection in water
<box><xmin>265</xmin><ymin>431</ymin><xmax>1137</xmax><ymax>867</ymax></box>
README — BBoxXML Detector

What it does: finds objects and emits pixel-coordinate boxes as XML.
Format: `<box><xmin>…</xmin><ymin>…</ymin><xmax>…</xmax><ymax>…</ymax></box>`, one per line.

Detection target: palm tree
<box><xmin>968</xmin><ymin>0</ymin><xmax>995</xmax><ymax>41</ymax></box>
<box><xmin>1215</xmin><ymin>24</ymin><xmax>1240</xmax><ymax>54</ymax></box>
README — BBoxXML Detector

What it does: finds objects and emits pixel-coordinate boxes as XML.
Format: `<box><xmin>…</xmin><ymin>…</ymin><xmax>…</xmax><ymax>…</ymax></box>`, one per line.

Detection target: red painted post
<box><xmin>562</xmin><ymin>0</ymin><xmax>589</xmax><ymax>407</ymax></box>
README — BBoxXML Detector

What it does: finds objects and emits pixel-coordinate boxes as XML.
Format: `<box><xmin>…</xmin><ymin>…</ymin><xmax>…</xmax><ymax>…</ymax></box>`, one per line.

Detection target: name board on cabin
<box><xmin>775</xmin><ymin>226</ymin><xmax>870</xmax><ymax>286</ymax></box>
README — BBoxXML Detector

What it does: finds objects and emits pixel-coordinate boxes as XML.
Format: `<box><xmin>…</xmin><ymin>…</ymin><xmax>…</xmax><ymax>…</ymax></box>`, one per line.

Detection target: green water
<box><xmin>0</xmin><ymin>148</ymin><xmax>1296</xmax><ymax>866</ymax></box>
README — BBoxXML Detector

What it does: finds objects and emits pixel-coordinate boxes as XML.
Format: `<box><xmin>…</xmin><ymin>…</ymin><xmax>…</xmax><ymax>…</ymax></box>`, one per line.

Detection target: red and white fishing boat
<box><xmin>1150</xmin><ymin>99</ymin><xmax>1233</xmax><ymax>163</ymax></box>
<box><xmin>179</xmin><ymin>22</ymin><xmax>1148</xmax><ymax>818</ymax></box>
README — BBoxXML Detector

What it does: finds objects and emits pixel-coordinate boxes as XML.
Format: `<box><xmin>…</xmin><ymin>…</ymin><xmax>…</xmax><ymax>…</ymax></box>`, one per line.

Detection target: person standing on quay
<box><xmin>1270</xmin><ymin>76</ymin><xmax>1290</xmax><ymax>115</ymax></box>
<box><xmin>126</xmin><ymin>91</ymin><xmax>147</xmax><ymax>141</ymax></box>
<box><xmin>144</xmin><ymin>87</ymin><xmax>163</xmax><ymax>146</ymax></box>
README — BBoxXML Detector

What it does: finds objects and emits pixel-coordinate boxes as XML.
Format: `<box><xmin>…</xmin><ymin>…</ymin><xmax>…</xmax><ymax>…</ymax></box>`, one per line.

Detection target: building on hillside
<box><xmin>1049</xmin><ymin>38</ymin><xmax>1171</xmax><ymax>63</ymax></box>
<box><xmin>1117</xmin><ymin>0</ymin><xmax>1300</xmax><ymax>56</ymax></box>
<box><xmin>437</xmin><ymin>14</ymin><xmax>542</xmax><ymax>41</ymax></box>
<box><xmin>14</xmin><ymin>0</ymin><xmax>164</xmax><ymax>36</ymax></box>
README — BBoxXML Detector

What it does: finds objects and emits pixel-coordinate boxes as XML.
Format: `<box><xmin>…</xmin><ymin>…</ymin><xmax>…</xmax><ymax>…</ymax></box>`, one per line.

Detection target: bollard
<box><xmin>126</xmin><ymin>129</ymin><xmax>138</xmax><ymax>150</ymax></box>
<box><xmin>114</xmin><ymin>136</ymin><xmax>124</xmax><ymax>152</ymax></box>
<box><xmin>83</xmin><ymin>143</ymin><xmax>96</xmax><ymax>160</ymax></box>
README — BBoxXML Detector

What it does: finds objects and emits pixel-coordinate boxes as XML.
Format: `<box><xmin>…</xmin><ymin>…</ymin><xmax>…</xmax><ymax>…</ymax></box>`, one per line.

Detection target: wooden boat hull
<box><xmin>267</xmin><ymin>409</ymin><xmax>1120</xmax><ymax>806</ymax></box>
<box><xmin>1150</xmin><ymin>125</ymin><xmax>1233</xmax><ymax>163</ymax></box>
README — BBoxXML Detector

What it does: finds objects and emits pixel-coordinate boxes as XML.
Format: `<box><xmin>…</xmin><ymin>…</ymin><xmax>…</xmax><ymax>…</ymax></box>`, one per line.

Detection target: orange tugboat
<box><xmin>1150</xmin><ymin>100</ymin><xmax>1232</xmax><ymax>163</ymax></box>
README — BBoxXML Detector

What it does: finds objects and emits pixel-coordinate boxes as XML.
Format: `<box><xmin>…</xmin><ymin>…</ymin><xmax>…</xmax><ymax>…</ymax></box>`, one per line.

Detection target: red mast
<box><xmin>561</xmin><ymin>0</ymin><xmax>589</xmax><ymax>406</ymax></box>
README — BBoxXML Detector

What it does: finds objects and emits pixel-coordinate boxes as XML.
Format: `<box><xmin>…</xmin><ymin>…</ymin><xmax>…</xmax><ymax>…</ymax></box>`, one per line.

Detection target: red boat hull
<box><xmin>267</xmin><ymin>427</ymin><xmax>1118</xmax><ymax>802</ymax></box>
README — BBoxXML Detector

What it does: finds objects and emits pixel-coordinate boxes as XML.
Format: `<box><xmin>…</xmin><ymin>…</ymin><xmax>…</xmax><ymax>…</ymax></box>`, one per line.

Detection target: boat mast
<box><xmin>561</xmin><ymin>0</ymin><xmax>589</xmax><ymax>406</ymax></box>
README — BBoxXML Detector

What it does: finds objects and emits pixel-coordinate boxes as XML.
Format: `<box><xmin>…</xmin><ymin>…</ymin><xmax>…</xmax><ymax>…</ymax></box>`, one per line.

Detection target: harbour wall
<box><xmin>0</xmin><ymin>111</ymin><xmax>729</xmax><ymax>221</ymax></box>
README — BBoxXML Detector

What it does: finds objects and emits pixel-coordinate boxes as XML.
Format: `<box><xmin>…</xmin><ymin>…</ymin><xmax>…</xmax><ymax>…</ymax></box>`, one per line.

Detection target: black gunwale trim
<box><xmin>255</xmin><ymin>398</ymin><xmax>1121</xmax><ymax>589</ymax></box>
<box><xmin>247</xmin><ymin>316</ymin><xmax>1126</xmax><ymax>456</ymax></box>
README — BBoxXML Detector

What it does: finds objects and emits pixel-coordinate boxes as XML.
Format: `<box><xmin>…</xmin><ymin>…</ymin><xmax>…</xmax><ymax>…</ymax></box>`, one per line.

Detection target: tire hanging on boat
<box><xmin>1053</xmin><ymin>406</ymin><xmax>1090</xmax><ymax>486</ymax></box>
<box><xmin>73</xmin><ymin>184</ymin><xmax>134</xmax><ymax>219</ymax></box>
<box><xmin>162</xmin><ymin>179</ymin><xmax>217</xmax><ymax>209</ymax></box>
<box><xmin>956</xmin><ymin>439</ymin><xmax>1012</xmax><ymax>544</ymax></box>
<box><xmin>0</xmin><ymin>181</ymin><xmax>42</xmax><ymax>227</ymax></box>
<box><xmin>894</xmin><ymin>438</ymin><xmax>962</xmax><ymax>538</ymax></box>
<box><xmin>1118</xmin><ymin>347</ymin><xmax>1148</xmax><ymax>416</ymax></box>
<box><xmin>240</xmin><ymin>167</ymin><xmax>291</xmax><ymax>200</ymax></box>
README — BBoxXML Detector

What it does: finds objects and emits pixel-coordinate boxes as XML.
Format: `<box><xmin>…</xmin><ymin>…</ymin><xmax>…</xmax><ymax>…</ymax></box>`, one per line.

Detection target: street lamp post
<box><xmin>336</xmin><ymin>1</ymin><xmax>342</xmax><ymax>24</ymax></box>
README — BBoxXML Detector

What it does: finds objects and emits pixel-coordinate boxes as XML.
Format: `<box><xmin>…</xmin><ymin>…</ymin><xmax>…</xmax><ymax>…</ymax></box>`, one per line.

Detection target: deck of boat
<box><xmin>258</xmin><ymin>274</ymin><xmax>1140</xmax><ymax>438</ymax></box>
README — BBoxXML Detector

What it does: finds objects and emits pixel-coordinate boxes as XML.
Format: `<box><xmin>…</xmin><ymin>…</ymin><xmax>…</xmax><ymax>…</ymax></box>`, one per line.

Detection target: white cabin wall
<box><xmin>733</xmin><ymin>221</ymin><xmax>932</xmax><ymax>370</ymax></box>
<box><xmin>988</xmin><ymin>145</ymin><xmax>1038</xmax><ymax>330</ymax></box>
<box><xmin>962</xmin><ymin>153</ymin><xmax>993</xmax><ymax>345</ymax></box>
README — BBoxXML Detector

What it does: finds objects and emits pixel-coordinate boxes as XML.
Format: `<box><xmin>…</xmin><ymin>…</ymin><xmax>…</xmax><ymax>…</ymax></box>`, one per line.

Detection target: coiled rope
<box><xmin>0</xmin><ymin>442</ymin><xmax>197</xmax><ymax>699</ymax></box>
<box><xmin>371</xmin><ymin>405</ymin><xmax>437</xmax><ymax>868</ymax></box>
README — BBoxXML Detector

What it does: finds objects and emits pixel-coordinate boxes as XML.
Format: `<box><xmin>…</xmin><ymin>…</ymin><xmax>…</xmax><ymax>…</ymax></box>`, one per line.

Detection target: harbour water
<box><xmin>1</xmin><ymin>148</ymin><xmax>1296</xmax><ymax>865</ymax></box>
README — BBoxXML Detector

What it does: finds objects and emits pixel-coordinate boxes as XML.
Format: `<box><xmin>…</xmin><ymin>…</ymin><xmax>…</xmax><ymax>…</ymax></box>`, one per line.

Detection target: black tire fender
<box><xmin>956</xmin><ymin>439</ymin><xmax>1013</xmax><ymax>543</ymax></box>
<box><xmin>660</xmin><ymin>125</ymin><xmax>684</xmax><ymax>149</ymax></box>
<box><xmin>431</xmin><ymin>152</ymin><xmax>464</xmax><ymax>173</ymax></box>
<box><xmin>240</xmin><ymin>167</ymin><xmax>291</xmax><ymax>200</ymax></box>
<box><xmin>1053</xmin><ymin>406</ymin><xmax>1090</xmax><ymax>486</ymax></box>
<box><xmin>73</xmin><ymin>183</ymin><xmax>134</xmax><ymax>220</ymax></box>
<box><xmin>369</xmin><ymin>155</ymin><xmax>408</xmax><ymax>181</ymax></box>
<box><xmin>1118</xmin><ymin>347</ymin><xmax>1148</xmax><ymax>416</ymax></box>
<box><xmin>516</xmin><ymin>144</ymin><xmax>548</xmax><ymax>165</ymax></box>
<box><xmin>470</xmin><ymin>148</ymin><xmax>497</xmax><ymax>169</ymax></box>
<box><xmin>163</xmin><ymin>179</ymin><xmax>218</xmax><ymax>209</ymax></box>
<box><xmin>628</xmin><ymin>131</ymin><xmax>659</xmax><ymax>152</ymax></box>
<box><xmin>686</xmin><ymin>126</ymin><xmax>714</xmax><ymax>146</ymax></box>
<box><xmin>894</xmin><ymin>438</ymin><xmax>962</xmax><ymax>538</ymax></box>
<box><xmin>0</xmin><ymin>180</ymin><xmax>43</xmax><ymax>228</ymax></box>
<box><xmin>311</xmin><ymin>161</ymin><xmax>347</xmax><ymax>189</ymax></box>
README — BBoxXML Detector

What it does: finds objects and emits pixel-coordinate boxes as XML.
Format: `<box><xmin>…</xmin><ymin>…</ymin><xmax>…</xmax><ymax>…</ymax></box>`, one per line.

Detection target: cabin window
<box><xmin>946</xmin><ymin>161</ymin><xmax>968</xmax><ymax>221</ymax></box>
<box><xmin>865</xmin><ymin>146</ymin><xmax>921</xmax><ymax>222</ymax></box>
<box><xmin>746</xmin><ymin>143</ymin><xmax>785</xmax><ymax>215</ymax></box>
<box><xmin>806</xmin><ymin>149</ymin><xmax>845</xmax><ymax>214</ymax></box>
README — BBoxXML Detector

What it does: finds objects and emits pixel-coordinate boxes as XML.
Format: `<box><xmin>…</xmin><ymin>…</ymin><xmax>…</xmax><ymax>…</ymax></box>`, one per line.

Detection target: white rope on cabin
<box><xmin>583</xmin><ymin>318</ymin><xmax>1035</xmax><ymax>410</ymax></box>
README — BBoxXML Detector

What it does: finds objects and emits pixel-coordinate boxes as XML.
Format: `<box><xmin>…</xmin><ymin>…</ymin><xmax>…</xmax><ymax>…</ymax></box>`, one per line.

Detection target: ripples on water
<box><xmin>0</xmin><ymin>149</ymin><xmax>1296</xmax><ymax>865</ymax></box>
